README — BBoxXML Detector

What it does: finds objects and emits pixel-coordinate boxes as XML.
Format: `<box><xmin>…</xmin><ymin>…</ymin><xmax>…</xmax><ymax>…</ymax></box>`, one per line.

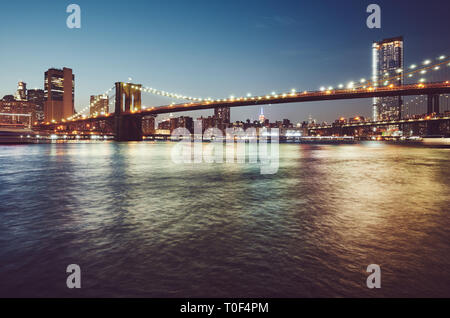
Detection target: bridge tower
<box><xmin>114</xmin><ymin>82</ymin><xmax>143</xmax><ymax>141</ymax></box>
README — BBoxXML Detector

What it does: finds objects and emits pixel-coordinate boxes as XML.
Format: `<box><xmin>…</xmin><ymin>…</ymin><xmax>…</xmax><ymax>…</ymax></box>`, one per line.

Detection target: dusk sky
<box><xmin>1</xmin><ymin>0</ymin><xmax>449</xmax><ymax>123</ymax></box>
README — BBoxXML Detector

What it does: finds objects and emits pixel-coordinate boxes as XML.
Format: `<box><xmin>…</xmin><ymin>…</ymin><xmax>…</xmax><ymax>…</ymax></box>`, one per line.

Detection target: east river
<box><xmin>0</xmin><ymin>142</ymin><xmax>449</xmax><ymax>297</ymax></box>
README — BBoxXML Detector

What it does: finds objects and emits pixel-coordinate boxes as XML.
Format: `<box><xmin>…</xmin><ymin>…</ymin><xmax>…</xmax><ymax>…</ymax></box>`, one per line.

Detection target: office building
<box><xmin>44</xmin><ymin>67</ymin><xmax>74</xmax><ymax>122</ymax></box>
<box><xmin>90</xmin><ymin>94</ymin><xmax>109</xmax><ymax>116</ymax></box>
<box><xmin>27</xmin><ymin>89</ymin><xmax>45</xmax><ymax>123</ymax></box>
<box><xmin>214</xmin><ymin>106</ymin><xmax>230</xmax><ymax>123</ymax></box>
<box><xmin>0</xmin><ymin>98</ymin><xmax>35</xmax><ymax>126</ymax></box>
<box><xmin>15</xmin><ymin>81</ymin><xmax>27</xmax><ymax>101</ymax></box>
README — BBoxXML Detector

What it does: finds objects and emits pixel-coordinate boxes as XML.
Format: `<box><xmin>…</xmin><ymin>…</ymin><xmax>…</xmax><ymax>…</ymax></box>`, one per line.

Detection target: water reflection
<box><xmin>0</xmin><ymin>142</ymin><xmax>449</xmax><ymax>297</ymax></box>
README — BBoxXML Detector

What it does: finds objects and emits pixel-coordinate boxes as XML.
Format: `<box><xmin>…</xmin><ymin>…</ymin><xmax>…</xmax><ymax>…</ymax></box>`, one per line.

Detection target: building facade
<box><xmin>142</xmin><ymin>115</ymin><xmax>156</xmax><ymax>135</ymax></box>
<box><xmin>372</xmin><ymin>36</ymin><xmax>404</xmax><ymax>121</ymax></box>
<box><xmin>44</xmin><ymin>67</ymin><xmax>74</xmax><ymax>122</ymax></box>
<box><xmin>214</xmin><ymin>106</ymin><xmax>230</xmax><ymax>123</ymax></box>
<box><xmin>214</xmin><ymin>106</ymin><xmax>230</xmax><ymax>132</ymax></box>
<box><xmin>0</xmin><ymin>98</ymin><xmax>35</xmax><ymax>126</ymax></box>
<box><xmin>15</xmin><ymin>81</ymin><xmax>27</xmax><ymax>101</ymax></box>
<box><xmin>27</xmin><ymin>89</ymin><xmax>45</xmax><ymax>123</ymax></box>
<box><xmin>89</xmin><ymin>94</ymin><xmax>109</xmax><ymax>116</ymax></box>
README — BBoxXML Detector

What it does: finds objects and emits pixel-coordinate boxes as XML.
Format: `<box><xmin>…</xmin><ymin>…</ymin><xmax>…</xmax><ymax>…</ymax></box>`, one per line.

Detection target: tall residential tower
<box><xmin>372</xmin><ymin>36</ymin><xmax>404</xmax><ymax>121</ymax></box>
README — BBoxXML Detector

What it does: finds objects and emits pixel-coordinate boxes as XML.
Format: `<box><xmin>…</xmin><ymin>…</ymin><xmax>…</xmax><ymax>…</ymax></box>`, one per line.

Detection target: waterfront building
<box><xmin>214</xmin><ymin>106</ymin><xmax>230</xmax><ymax>123</ymax></box>
<box><xmin>214</xmin><ymin>106</ymin><xmax>230</xmax><ymax>131</ymax></box>
<box><xmin>44</xmin><ymin>67</ymin><xmax>74</xmax><ymax>122</ymax></box>
<box><xmin>27</xmin><ymin>89</ymin><xmax>45</xmax><ymax>123</ymax></box>
<box><xmin>142</xmin><ymin>116</ymin><xmax>156</xmax><ymax>135</ymax></box>
<box><xmin>89</xmin><ymin>94</ymin><xmax>109</xmax><ymax>116</ymax></box>
<box><xmin>15</xmin><ymin>81</ymin><xmax>27</xmax><ymax>101</ymax></box>
<box><xmin>372</xmin><ymin>36</ymin><xmax>404</xmax><ymax>121</ymax></box>
<box><xmin>0</xmin><ymin>98</ymin><xmax>36</xmax><ymax>126</ymax></box>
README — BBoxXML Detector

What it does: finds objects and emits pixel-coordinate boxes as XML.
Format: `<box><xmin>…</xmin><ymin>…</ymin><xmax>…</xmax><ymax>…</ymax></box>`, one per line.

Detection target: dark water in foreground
<box><xmin>0</xmin><ymin>142</ymin><xmax>449</xmax><ymax>297</ymax></box>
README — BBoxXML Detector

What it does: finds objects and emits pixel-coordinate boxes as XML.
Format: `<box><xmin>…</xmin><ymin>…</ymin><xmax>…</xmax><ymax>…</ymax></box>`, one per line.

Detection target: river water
<box><xmin>0</xmin><ymin>142</ymin><xmax>449</xmax><ymax>297</ymax></box>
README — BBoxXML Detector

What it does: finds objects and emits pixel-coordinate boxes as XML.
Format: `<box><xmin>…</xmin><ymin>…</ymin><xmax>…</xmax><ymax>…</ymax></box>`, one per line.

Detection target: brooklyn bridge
<box><xmin>36</xmin><ymin>55</ymin><xmax>450</xmax><ymax>141</ymax></box>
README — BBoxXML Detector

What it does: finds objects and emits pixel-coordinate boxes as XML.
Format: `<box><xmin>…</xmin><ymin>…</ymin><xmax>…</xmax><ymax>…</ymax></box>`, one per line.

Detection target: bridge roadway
<box><xmin>38</xmin><ymin>81</ymin><xmax>450</xmax><ymax>140</ymax></box>
<box><xmin>138</xmin><ymin>81</ymin><xmax>450</xmax><ymax>116</ymax></box>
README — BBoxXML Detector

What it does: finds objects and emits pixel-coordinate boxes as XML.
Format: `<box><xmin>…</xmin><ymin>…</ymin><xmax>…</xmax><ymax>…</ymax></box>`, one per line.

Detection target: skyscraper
<box><xmin>15</xmin><ymin>81</ymin><xmax>27</xmax><ymax>101</ymax></box>
<box><xmin>27</xmin><ymin>89</ymin><xmax>45</xmax><ymax>123</ymax></box>
<box><xmin>214</xmin><ymin>107</ymin><xmax>230</xmax><ymax>123</ymax></box>
<box><xmin>44</xmin><ymin>67</ymin><xmax>74</xmax><ymax>122</ymax></box>
<box><xmin>214</xmin><ymin>106</ymin><xmax>230</xmax><ymax>131</ymax></box>
<box><xmin>90</xmin><ymin>94</ymin><xmax>109</xmax><ymax>116</ymax></box>
<box><xmin>259</xmin><ymin>107</ymin><xmax>265</xmax><ymax>124</ymax></box>
<box><xmin>372</xmin><ymin>36</ymin><xmax>404</xmax><ymax>121</ymax></box>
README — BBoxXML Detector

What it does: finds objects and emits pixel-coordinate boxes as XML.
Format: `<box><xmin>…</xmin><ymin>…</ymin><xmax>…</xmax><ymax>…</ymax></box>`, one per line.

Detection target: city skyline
<box><xmin>1</xmin><ymin>0</ymin><xmax>450</xmax><ymax>123</ymax></box>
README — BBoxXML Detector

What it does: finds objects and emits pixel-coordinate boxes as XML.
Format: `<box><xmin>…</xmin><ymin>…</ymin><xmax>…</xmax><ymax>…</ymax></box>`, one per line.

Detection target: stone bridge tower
<box><xmin>114</xmin><ymin>82</ymin><xmax>143</xmax><ymax>141</ymax></box>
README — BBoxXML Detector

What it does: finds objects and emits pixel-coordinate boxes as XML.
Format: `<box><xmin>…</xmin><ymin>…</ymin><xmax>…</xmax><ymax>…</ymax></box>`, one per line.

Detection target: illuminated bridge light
<box><xmin>320</xmin><ymin>87</ymin><xmax>325</xmax><ymax>91</ymax></box>
<box><xmin>423</xmin><ymin>59</ymin><xmax>431</xmax><ymax>65</ymax></box>
<box><xmin>439</xmin><ymin>55</ymin><xmax>446</xmax><ymax>60</ymax></box>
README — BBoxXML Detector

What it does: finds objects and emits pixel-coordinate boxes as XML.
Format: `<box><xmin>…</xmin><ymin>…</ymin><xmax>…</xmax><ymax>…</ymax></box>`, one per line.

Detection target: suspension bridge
<box><xmin>36</xmin><ymin>54</ymin><xmax>450</xmax><ymax>141</ymax></box>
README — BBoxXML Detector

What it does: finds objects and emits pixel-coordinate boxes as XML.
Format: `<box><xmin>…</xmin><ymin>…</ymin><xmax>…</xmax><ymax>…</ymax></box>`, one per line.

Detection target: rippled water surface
<box><xmin>0</xmin><ymin>142</ymin><xmax>449</xmax><ymax>297</ymax></box>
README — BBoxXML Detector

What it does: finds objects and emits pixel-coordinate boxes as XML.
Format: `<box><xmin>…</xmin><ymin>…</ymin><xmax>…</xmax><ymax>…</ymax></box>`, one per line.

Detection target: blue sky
<box><xmin>1</xmin><ymin>0</ymin><xmax>449</xmax><ymax>123</ymax></box>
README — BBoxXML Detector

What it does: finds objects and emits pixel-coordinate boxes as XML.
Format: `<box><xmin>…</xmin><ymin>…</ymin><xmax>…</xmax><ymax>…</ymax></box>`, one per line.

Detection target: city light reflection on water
<box><xmin>0</xmin><ymin>142</ymin><xmax>449</xmax><ymax>297</ymax></box>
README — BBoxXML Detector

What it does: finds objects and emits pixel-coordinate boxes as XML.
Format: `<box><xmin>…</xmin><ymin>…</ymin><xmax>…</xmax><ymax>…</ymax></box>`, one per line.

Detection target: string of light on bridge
<box><xmin>137</xmin><ymin>53</ymin><xmax>449</xmax><ymax>105</ymax></box>
<box><xmin>136</xmin><ymin>84</ymin><xmax>206</xmax><ymax>102</ymax></box>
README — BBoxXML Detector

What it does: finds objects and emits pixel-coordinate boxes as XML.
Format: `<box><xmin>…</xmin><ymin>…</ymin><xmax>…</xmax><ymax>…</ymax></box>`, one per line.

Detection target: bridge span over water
<box><xmin>37</xmin><ymin>80</ymin><xmax>450</xmax><ymax>141</ymax></box>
